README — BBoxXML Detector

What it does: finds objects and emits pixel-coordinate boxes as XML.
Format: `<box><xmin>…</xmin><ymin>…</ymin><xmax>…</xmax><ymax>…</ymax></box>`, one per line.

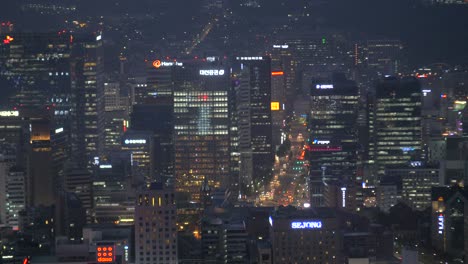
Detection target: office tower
<box><xmin>173</xmin><ymin>62</ymin><xmax>230</xmax><ymax>203</ymax></box>
<box><xmin>0</xmin><ymin>143</ymin><xmax>26</xmax><ymax>229</ymax></box>
<box><xmin>371</xmin><ymin>76</ymin><xmax>422</xmax><ymax>178</ymax></box>
<box><xmin>135</xmin><ymin>183</ymin><xmax>177</xmax><ymax>264</ymax></box>
<box><xmin>201</xmin><ymin>217</ymin><xmax>248</xmax><ymax>263</ymax></box>
<box><xmin>92</xmin><ymin>163</ymin><xmax>134</xmax><ymax>225</ymax></box>
<box><xmin>270</xmin><ymin>207</ymin><xmax>341</xmax><ymax>263</ymax></box>
<box><xmin>308</xmin><ymin>74</ymin><xmax>359</xmax><ymax>209</ymax></box>
<box><xmin>270</xmin><ymin>44</ymin><xmax>296</xmax><ymax>103</ymax></box>
<box><xmin>70</xmin><ymin>33</ymin><xmax>104</xmax><ymax>167</ymax></box>
<box><xmin>131</xmin><ymin>101</ymin><xmax>174</xmax><ymax>184</ymax></box>
<box><xmin>122</xmin><ymin>130</ymin><xmax>154</xmax><ymax>186</ymax></box>
<box><xmin>144</xmin><ymin>58</ymin><xmax>183</xmax><ymax>101</ymax></box>
<box><xmin>102</xmin><ymin>82</ymin><xmax>129</xmax><ymax>156</ymax></box>
<box><xmin>28</xmin><ymin>117</ymin><xmax>54</xmax><ymax>207</ymax></box>
<box><xmin>0</xmin><ymin>33</ymin><xmax>71</xmax><ymax>109</ymax></box>
<box><xmin>366</xmin><ymin>40</ymin><xmax>403</xmax><ymax>76</ymax></box>
<box><xmin>386</xmin><ymin>167</ymin><xmax>440</xmax><ymax>211</ymax></box>
<box><xmin>234</xmin><ymin>56</ymin><xmax>273</xmax><ymax>194</ymax></box>
<box><xmin>63</xmin><ymin>163</ymin><xmax>92</xmax><ymax>223</ymax></box>
<box><xmin>431</xmin><ymin>186</ymin><xmax>466</xmax><ymax>259</ymax></box>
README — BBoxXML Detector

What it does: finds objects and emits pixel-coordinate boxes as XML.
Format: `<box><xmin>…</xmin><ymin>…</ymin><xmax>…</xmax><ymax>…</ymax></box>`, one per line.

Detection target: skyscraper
<box><xmin>173</xmin><ymin>61</ymin><xmax>230</xmax><ymax>203</ymax></box>
<box><xmin>308</xmin><ymin>74</ymin><xmax>359</xmax><ymax>209</ymax></box>
<box><xmin>135</xmin><ymin>183</ymin><xmax>177</xmax><ymax>264</ymax></box>
<box><xmin>371</xmin><ymin>76</ymin><xmax>422</xmax><ymax>178</ymax></box>
<box><xmin>233</xmin><ymin>56</ymin><xmax>273</xmax><ymax>195</ymax></box>
<box><xmin>70</xmin><ymin>33</ymin><xmax>104</xmax><ymax>168</ymax></box>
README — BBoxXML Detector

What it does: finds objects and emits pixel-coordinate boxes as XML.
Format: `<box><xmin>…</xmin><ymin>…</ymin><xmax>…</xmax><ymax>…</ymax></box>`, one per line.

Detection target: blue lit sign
<box><xmin>291</xmin><ymin>221</ymin><xmax>322</xmax><ymax>229</ymax></box>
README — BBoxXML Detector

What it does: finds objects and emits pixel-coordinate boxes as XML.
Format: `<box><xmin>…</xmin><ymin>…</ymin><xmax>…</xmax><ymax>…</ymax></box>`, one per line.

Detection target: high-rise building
<box><xmin>70</xmin><ymin>33</ymin><xmax>104</xmax><ymax>167</ymax></box>
<box><xmin>366</xmin><ymin>40</ymin><xmax>403</xmax><ymax>76</ymax></box>
<box><xmin>233</xmin><ymin>56</ymin><xmax>273</xmax><ymax>194</ymax></box>
<box><xmin>308</xmin><ymin>74</ymin><xmax>360</xmax><ymax>209</ymax></box>
<box><xmin>122</xmin><ymin>130</ymin><xmax>154</xmax><ymax>186</ymax></box>
<box><xmin>131</xmin><ymin>101</ymin><xmax>174</xmax><ymax>184</ymax></box>
<box><xmin>270</xmin><ymin>207</ymin><xmax>342</xmax><ymax>263</ymax></box>
<box><xmin>135</xmin><ymin>183</ymin><xmax>177</xmax><ymax>264</ymax></box>
<box><xmin>371</xmin><ymin>76</ymin><xmax>422</xmax><ymax>178</ymax></box>
<box><xmin>173</xmin><ymin>61</ymin><xmax>230</xmax><ymax>203</ymax></box>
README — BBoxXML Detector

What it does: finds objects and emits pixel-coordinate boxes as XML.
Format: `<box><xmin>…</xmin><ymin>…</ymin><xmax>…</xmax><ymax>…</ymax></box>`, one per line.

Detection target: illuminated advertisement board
<box><xmin>199</xmin><ymin>69</ymin><xmax>225</xmax><ymax>76</ymax></box>
<box><xmin>0</xmin><ymin>111</ymin><xmax>19</xmax><ymax>117</ymax></box>
<box><xmin>438</xmin><ymin>214</ymin><xmax>444</xmax><ymax>235</ymax></box>
<box><xmin>310</xmin><ymin>146</ymin><xmax>342</xmax><ymax>152</ymax></box>
<box><xmin>124</xmin><ymin>139</ymin><xmax>147</xmax><ymax>144</ymax></box>
<box><xmin>271</xmin><ymin>102</ymin><xmax>280</xmax><ymax>111</ymax></box>
<box><xmin>312</xmin><ymin>139</ymin><xmax>330</xmax><ymax>145</ymax></box>
<box><xmin>291</xmin><ymin>221</ymin><xmax>322</xmax><ymax>229</ymax></box>
<box><xmin>315</xmin><ymin>84</ymin><xmax>334</xmax><ymax>89</ymax></box>
<box><xmin>152</xmin><ymin>60</ymin><xmax>183</xmax><ymax>68</ymax></box>
<box><xmin>96</xmin><ymin>245</ymin><xmax>115</xmax><ymax>263</ymax></box>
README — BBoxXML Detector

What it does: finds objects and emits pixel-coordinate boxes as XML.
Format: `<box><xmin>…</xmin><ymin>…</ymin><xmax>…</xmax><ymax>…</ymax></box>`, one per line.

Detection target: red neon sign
<box><xmin>96</xmin><ymin>245</ymin><xmax>115</xmax><ymax>263</ymax></box>
<box><xmin>271</xmin><ymin>71</ymin><xmax>284</xmax><ymax>76</ymax></box>
<box><xmin>3</xmin><ymin>35</ymin><xmax>13</xmax><ymax>44</ymax></box>
<box><xmin>152</xmin><ymin>60</ymin><xmax>161</xmax><ymax>68</ymax></box>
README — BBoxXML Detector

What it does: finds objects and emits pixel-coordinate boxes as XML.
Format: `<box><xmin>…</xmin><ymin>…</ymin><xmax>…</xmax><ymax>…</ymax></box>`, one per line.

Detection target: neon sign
<box><xmin>312</xmin><ymin>139</ymin><xmax>330</xmax><ymax>145</ymax></box>
<box><xmin>0</xmin><ymin>111</ymin><xmax>19</xmax><ymax>117</ymax></box>
<box><xmin>55</xmin><ymin>127</ymin><xmax>64</xmax><ymax>134</ymax></box>
<box><xmin>124</xmin><ymin>139</ymin><xmax>147</xmax><ymax>144</ymax></box>
<box><xmin>236</xmin><ymin>56</ymin><xmax>263</xmax><ymax>61</ymax></box>
<box><xmin>438</xmin><ymin>214</ymin><xmax>444</xmax><ymax>235</ymax></box>
<box><xmin>152</xmin><ymin>60</ymin><xmax>183</xmax><ymax>68</ymax></box>
<box><xmin>96</xmin><ymin>245</ymin><xmax>115</xmax><ymax>263</ymax></box>
<box><xmin>272</xmin><ymin>71</ymin><xmax>284</xmax><ymax>76</ymax></box>
<box><xmin>273</xmin><ymin>45</ymin><xmax>288</xmax><ymax>48</ymax></box>
<box><xmin>271</xmin><ymin>102</ymin><xmax>280</xmax><ymax>111</ymax></box>
<box><xmin>199</xmin><ymin>69</ymin><xmax>225</xmax><ymax>76</ymax></box>
<box><xmin>291</xmin><ymin>221</ymin><xmax>322</xmax><ymax>229</ymax></box>
<box><xmin>3</xmin><ymin>35</ymin><xmax>13</xmax><ymax>44</ymax></box>
<box><xmin>341</xmin><ymin>187</ymin><xmax>346</xmax><ymax>208</ymax></box>
<box><xmin>316</xmin><ymin>84</ymin><xmax>334</xmax><ymax>89</ymax></box>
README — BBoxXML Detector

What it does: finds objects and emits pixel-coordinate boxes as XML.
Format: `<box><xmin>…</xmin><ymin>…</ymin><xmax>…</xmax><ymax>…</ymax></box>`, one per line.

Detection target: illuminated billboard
<box><xmin>124</xmin><ymin>139</ymin><xmax>147</xmax><ymax>144</ymax></box>
<box><xmin>152</xmin><ymin>60</ymin><xmax>183</xmax><ymax>68</ymax></box>
<box><xmin>291</xmin><ymin>221</ymin><xmax>322</xmax><ymax>229</ymax></box>
<box><xmin>0</xmin><ymin>111</ymin><xmax>19</xmax><ymax>117</ymax></box>
<box><xmin>271</xmin><ymin>102</ymin><xmax>280</xmax><ymax>111</ymax></box>
<box><xmin>315</xmin><ymin>84</ymin><xmax>334</xmax><ymax>89</ymax></box>
<box><xmin>199</xmin><ymin>69</ymin><xmax>225</xmax><ymax>76</ymax></box>
<box><xmin>271</xmin><ymin>71</ymin><xmax>284</xmax><ymax>76</ymax></box>
<box><xmin>96</xmin><ymin>245</ymin><xmax>115</xmax><ymax>263</ymax></box>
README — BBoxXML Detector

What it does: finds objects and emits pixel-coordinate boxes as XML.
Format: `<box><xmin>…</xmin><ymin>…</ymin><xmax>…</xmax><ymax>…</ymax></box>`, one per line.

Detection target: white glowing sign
<box><xmin>291</xmin><ymin>221</ymin><xmax>322</xmax><ymax>229</ymax></box>
<box><xmin>0</xmin><ymin>111</ymin><xmax>19</xmax><ymax>117</ymax></box>
<box><xmin>161</xmin><ymin>61</ymin><xmax>182</xmax><ymax>67</ymax></box>
<box><xmin>55</xmin><ymin>127</ymin><xmax>64</xmax><ymax>134</ymax></box>
<box><xmin>438</xmin><ymin>214</ymin><xmax>444</xmax><ymax>234</ymax></box>
<box><xmin>273</xmin><ymin>45</ymin><xmax>289</xmax><ymax>49</ymax></box>
<box><xmin>99</xmin><ymin>164</ymin><xmax>112</xmax><ymax>169</ymax></box>
<box><xmin>124</xmin><ymin>139</ymin><xmax>147</xmax><ymax>144</ymax></box>
<box><xmin>313</xmin><ymin>139</ymin><xmax>330</xmax><ymax>145</ymax></box>
<box><xmin>200</xmin><ymin>69</ymin><xmax>225</xmax><ymax>76</ymax></box>
<box><xmin>96</xmin><ymin>35</ymin><xmax>102</xmax><ymax>41</ymax></box>
<box><xmin>236</xmin><ymin>56</ymin><xmax>263</xmax><ymax>61</ymax></box>
<box><xmin>316</xmin><ymin>84</ymin><xmax>334</xmax><ymax>89</ymax></box>
<box><xmin>269</xmin><ymin>216</ymin><xmax>273</xmax><ymax>227</ymax></box>
<box><xmin>341</xmin><ymin>187</ymin><xmax>347</xmax><ymax>208</ymax></box>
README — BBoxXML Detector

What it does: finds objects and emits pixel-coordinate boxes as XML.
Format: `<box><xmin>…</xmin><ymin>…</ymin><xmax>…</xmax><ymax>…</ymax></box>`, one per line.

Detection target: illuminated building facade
<box><xmin>366</xmin><ymin>40</ymin><xmax>403</xmax><ymax>76</ymax></box>
<box><xmin>92</xmin><ymin>164</ymin><xmax>134</xmax><ymax>225</ymax></box>
<box><xmin>122</xmin><ymin>131</ymin><xmax>154</xmax><ymax>186</ymax></box>
<box><xmin>135</xmin><ymin>183</ymin><xmax>177</xmax><ymax>264</ymax></box>
<box><xmin>372</xmin><ymin>76</ymin><xmax>422</xmax><ymax>177</ymax></box>
<box><xmin>233</xmin><ymin>57</ymin><xmax>273</xmax><ymax>193</ymax></box>
<box><xmin>173</xmin><ymin>62</ymin><xmax>230</xmax><ymax>203</ymax></box>
<box><xmin>431</xmin><ymin>186</ymin><xmax>467</xmax><ymax>258</ymax></box>
<box><xmin>270</xmin><ymin>207</ymin><xmax>341</xmax><ymax>263</ymax></box>
<box><xmin>70</xmin><ymin>33</ymin><xmax>104</xmax><ymax>167</ymax></box>
<box><xmin>386</xmin><ymin>167</ymin><xmax>441</xmax><ymax>211</ymax></box>
<box><xmin>308</xmin><ymin>74</ymin><xmax>360</xmax><ymax>209</ymax></box>
<box><xmin>131</xmin><ymin>101</ymin><xmax>174</xmax><ymax>184</ymax></box>
<box><xmin>144</xmin><ymin>59</ymin><xmax>183</xmax><ymax>100</ymax></box>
